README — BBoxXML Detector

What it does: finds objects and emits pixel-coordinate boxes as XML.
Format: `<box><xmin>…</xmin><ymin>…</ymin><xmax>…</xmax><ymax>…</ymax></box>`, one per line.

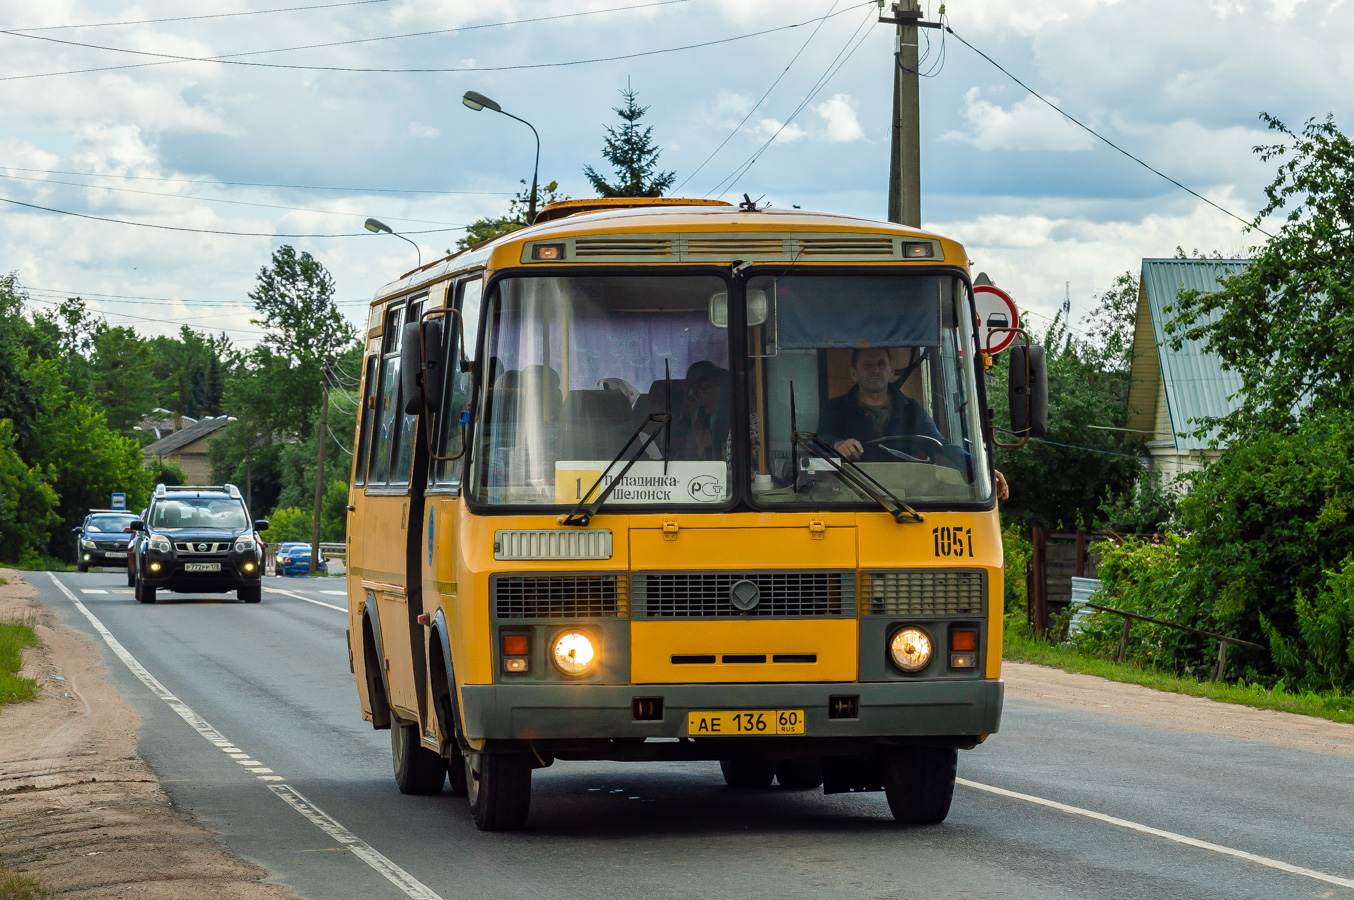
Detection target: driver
<box><xmin>818</xmin><ymin>346</ymin><xmax>1010</xmax><ymax>500</ymax></box>
<box><xmin>819</xmin><ymin>347</ymin><xmax>945</xmax><ymax>463</ymax></box>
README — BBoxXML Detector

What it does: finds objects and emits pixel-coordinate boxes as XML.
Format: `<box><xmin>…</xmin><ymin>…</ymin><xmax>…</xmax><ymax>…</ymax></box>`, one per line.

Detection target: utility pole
<box><xmin>885</xmin><ymin>0</ymin><xmax>924</xmax><ymax>227</ymax></box>
<box><xmin>309</xmin><ymin>357</ymin><xmax>332</xmax><ymax>575</ymax></box>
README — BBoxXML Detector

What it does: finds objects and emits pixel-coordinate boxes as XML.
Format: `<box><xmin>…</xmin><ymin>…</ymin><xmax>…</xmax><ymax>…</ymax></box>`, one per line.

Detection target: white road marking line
<box><xmin>80</xmin><ymin>589</ymin><xmax>108</xmax><ymax>594</ymax></box>
<box><xmin>320</xmin><ymin>590</ymin><xmax>347</xmax><ymax>596</ymax></box>
<box><xmin>269</xmin><ymin>785</ymin><xmax>444</xmax><ymax>900</ymax></box>
<box><xmin>958</xmin><ymin>778</ymin><xmax>1354</xmax><ymax>891</ymax></box>
<box><xmin>114</xmin><ymin>589</ymin><xmax>133</xmax><ymax>595</ymax></box>
<box><xmin>46</xmin><ymin>572</ymin><xmax>444</xmax><ymax>900</ymax></box>
<box><xmin>264</xmin><ymin>586</ymin><xmax>346</xmax><ymax>612</ymax></box>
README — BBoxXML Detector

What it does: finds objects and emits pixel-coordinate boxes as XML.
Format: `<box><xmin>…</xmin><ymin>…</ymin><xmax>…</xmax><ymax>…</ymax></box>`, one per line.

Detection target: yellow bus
<box><xmin>345</xmin><ymin>197</ymin><xmax>1047</xmax><ymax>831</ymax></box>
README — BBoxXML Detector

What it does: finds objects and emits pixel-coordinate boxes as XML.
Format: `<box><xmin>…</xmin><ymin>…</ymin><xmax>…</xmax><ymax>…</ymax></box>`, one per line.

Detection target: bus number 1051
<box><xmin>933</xmin><ymin>526</ymin><xmax>974</xmax><ymax>558</ymax></box>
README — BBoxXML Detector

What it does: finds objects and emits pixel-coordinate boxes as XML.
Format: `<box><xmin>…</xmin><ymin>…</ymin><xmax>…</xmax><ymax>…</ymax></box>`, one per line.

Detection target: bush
<box><xmin>1001</xmin><ymin>525</ymin><xmax>1030</xmax><ymax>617</ymax></box>
<box><xmin>1265</xmin><ymin>556</ymin><xmax>1354</xmax><ymax>692</ymax></box>
<box><xmin>264</xmin><ymin>506</ymin><xmax>313</xmax><ymax>543</ymax></box>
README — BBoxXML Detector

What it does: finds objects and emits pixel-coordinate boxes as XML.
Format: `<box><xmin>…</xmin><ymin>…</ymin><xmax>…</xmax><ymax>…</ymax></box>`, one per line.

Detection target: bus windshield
<box><xmin>470</xmin><ymin>274</ymin><xmax>733</xmax><ymax>508</ymax></box>
<box><xmin>745</xmin><ymin>272</ymin><xmax>992</xmax><ymax>506</ymax></box>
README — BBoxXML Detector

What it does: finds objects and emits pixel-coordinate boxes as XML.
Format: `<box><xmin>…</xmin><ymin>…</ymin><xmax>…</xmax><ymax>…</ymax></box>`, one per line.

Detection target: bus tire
<box><xmin>447</xmin><ymin>750</ymin><xmax>468</xmax><ymax>796</ymax></box>
<box><xmin>882</xmin><ymin>746</ymin><xmax>957</xmax><ymax>825</ymax></box>
<box><xmin>391</xmin><ymin>721</ymin><xmax>446</xmax><ymax>795</ymax></box>
<box><xmin>719</xmin><ymin>759</ymin><xmax>775</xmax><ymax>789</ymax></box>
<box><xmin>774</xmin><ymin>758</ymin><xmax>824</xmax><ymax>790</ymax></box>
<box><xmin>466</xmin><ymin>753</ymin><xmax>532</xmax><ymax>831</ymax></box>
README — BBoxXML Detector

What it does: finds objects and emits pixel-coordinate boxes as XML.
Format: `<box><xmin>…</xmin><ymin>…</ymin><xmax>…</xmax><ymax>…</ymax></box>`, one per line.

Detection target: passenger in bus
<box><xmin>673</xmin><ymin>360</ymin><xmax>728</xmax><ymax>460</ymax></box>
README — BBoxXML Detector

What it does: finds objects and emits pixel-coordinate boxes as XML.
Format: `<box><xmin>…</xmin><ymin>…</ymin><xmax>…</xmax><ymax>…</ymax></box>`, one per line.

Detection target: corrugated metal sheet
<box><xmin>1140</xmin><ymin>259</ymin><xmax>1250</xmax><ymax>450</ymax></box>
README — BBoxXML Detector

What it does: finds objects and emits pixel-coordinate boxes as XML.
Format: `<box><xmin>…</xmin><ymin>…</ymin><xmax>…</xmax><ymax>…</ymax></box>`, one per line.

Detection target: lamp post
<box><xmin>364</xmin><ymin>218</ymin><xmax>421</xmax><ymax>268</ymax></box>
<box><xmin>462</xmin><ymin>90</ymin><xmax>541</xmax><ymax>225</ymax></box>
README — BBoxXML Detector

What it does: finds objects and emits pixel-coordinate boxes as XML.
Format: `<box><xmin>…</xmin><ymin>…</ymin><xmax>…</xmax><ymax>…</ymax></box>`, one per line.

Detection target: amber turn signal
<box><xmin>503</xmin><ymin>634</ymin><xmax>530</xmax><ymax>656</ymax></box>
<box><xmin>950</xmin><ymin>630</ymin><xmax>977</xmax><ymax>652</ymax></box>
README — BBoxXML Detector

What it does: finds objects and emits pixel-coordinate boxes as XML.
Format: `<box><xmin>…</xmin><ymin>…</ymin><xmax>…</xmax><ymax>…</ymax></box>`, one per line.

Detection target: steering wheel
<box><xmin>863</xmin><ymin>434</ymin><xmax>945</xmax><ymax>463</ymax></box>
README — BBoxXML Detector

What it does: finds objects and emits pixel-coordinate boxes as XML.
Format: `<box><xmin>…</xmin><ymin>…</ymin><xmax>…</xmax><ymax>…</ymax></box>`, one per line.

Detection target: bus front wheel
<box><xmin>391</xmin><ymin>721</ymin><xmax>446</xmax><ymax>795</ymax></box>
<box><xmin>882</xmin><ymin>746</ymin><xmax>957</xmax><ymax>825</ymax></box>
<box><xmin>466</xmin><ymin>753</ymin><xmax>532</xmax><ymax>831</ymax></box>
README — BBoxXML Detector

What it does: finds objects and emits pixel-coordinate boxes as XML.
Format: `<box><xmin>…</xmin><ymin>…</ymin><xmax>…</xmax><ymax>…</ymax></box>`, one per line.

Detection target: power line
<box><xmin>22</xmin><ymin>294</ymin><xmax>266</xmax><ymax>337</ymax></box>
<box><xmin>944</xmin><ymin>25</ymin><xmax>1270</xmax><ymax>238</ymax></box>
<box><xmin>708</xmin><ymin>4</ymin><xmax>876</xmax><ymax>198</ymax></box>
<box><xmin>21</xmin><ymin>283</ymin><xmax>375</xmax><ymax>310</ymax></box>
<box><xmin>0</xmin><ymin>5</ymin><xmax>864</xmax><ymax>82</ymax></box>
<box><xmin>0</xmin><ymin>166</ymin><xmax>512</xmax><ymax>196</ymax></box>
<box><xmin>0</xmin><ymin>172</ymin><xmax>466</xmax><ymax>227</ymax></box>
<box><xmin>6</xmin><ymin>0</ymin><xmax>393</xmax><ymax>32</ymax></box>
<box><xmin>672</xmin><ymin>0</ymin><xmax>841</xmax><ymax>194</ymax></box>
<box><xmin>0</xmin><ymin>195</ymin><xmax>465</xmax><ymax>237</ymax></box>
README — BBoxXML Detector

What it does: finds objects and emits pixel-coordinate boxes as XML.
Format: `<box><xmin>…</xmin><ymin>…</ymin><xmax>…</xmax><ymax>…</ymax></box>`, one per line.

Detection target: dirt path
<box><xmin>3</xmin><ymin>570</ymin><xmax>1353</xmax><ymax>896</ymax></box>
<box><xmin>0</xmin><ymin>569</ymin><xmax>298</xmax><ymax>899</ymax></box>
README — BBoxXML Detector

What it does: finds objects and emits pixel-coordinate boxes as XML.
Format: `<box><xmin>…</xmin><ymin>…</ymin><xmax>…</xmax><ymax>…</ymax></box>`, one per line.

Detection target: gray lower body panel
<box><xmin>460</xmin><ymin>679</ymin><xmax>1003</xmax><ymax>742</ymax></box>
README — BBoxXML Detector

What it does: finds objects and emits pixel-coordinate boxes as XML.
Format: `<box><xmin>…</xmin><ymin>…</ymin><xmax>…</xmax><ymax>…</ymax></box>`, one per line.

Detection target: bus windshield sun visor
<box><xmin>774</xmin><ymin>275</ymin><xmax>941</xmax><ymax>351</ymax></box>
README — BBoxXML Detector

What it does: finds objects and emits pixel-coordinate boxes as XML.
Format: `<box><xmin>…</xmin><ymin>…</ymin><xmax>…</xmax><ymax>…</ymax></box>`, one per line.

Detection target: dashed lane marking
<box><xmin>263</xmin><ymin>586</ymin><xmax>346</xmax><ymax>612</ymax></box>
<box><xmin>958</xmin><ymin>778</ymin><xmax>1354</xmax><ymax>891</ymax></box>
<box><xmin>80</xmin><ymin>589</ymin><xmax>108</xmax><ymax>594</ymax></box>
<box><xmin>320</xmin><ymin>590</ymin><xmax>347</xmax><ymax>596</ymax></box>
<box><xmin>47</xmin><ymin>572</ymin><xmax>444</xmax><ymax>900</ymax></box>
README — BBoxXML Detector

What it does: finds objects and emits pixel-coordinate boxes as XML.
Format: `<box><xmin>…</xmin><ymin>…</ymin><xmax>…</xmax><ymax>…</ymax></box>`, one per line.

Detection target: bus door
<box><xmin>420</xmin><ymin>275</ymin><xmax>483</xmax><ymax>729</ymax></box>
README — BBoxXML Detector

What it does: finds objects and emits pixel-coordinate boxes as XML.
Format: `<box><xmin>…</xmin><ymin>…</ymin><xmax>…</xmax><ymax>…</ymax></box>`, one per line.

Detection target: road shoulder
<box><xmin>1005</xmin><ymin>660</ymin><xmax>1354</xmax><ymax>755</ymax></box>
<box><xmin>0</xmin><ymin>568</ymin><xmax>299</xmax><ymax>899</ymax></box>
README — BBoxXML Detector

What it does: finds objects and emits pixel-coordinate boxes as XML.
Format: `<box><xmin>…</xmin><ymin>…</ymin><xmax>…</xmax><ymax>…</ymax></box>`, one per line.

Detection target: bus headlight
<box><xmin>889</xmin><ymin>627</ymin><xmax>933</xmax><ymax>673</ymax></box>
<box><xmin>551</xmin><ymin>631</ymin><xmax>596</xmax><ymax>676</ymax></box>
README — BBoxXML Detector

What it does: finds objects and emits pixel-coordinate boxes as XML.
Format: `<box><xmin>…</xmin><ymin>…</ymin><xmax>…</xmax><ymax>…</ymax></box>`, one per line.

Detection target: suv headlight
<box><xmin>233</xmin><ymin>537</ymin><xmax>257</xmax><ymax>554</ymax></box>
<box><xmin>80</xmin><ymin>539</ymin><xmax>95</xmax><ymax>548</ymax></box>
<box><xmin>149</xmin><ymin>535</ymin><xmax>172</xmax><ymax>553</ymax></box>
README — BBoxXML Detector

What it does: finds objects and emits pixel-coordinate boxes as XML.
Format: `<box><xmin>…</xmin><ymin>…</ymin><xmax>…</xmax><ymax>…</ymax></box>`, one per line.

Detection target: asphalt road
<box><xmin>33</xmin><ymin>570</ymin><xmax>1354</xmax><ymax>900</ymax></box>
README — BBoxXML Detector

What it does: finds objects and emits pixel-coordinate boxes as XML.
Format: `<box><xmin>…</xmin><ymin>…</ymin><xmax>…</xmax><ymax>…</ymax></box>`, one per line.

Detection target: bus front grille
<box><xmin>860</xmin><ymin>570</ymin><xmax>985</xmax><ymax>617</ymax></box>
<box><xmin>492</xmin><ymin>574</ymin><xmax>628</xmax><ymax>619</ymax></box>
<box><xmin>632</xmin><ymin>571</ymin><xmax>855</xmax><ymax>618</ymax></box>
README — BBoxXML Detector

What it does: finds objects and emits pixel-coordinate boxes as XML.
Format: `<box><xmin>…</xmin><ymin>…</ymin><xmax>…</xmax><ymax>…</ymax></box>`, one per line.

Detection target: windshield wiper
<box><xmin>789</xmin><ymin>382</ymin><xmax>923</xmax><ymax>524</ymax></box>
<box><xmin>561</xmin><ymin>361</ymin><xmax>674</xmax><ymax>527</ymax></box>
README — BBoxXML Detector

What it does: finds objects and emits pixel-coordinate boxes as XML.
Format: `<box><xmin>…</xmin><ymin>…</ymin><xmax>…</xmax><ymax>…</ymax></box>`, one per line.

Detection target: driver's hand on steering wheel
<box><xmin>833</xmin><ymin>438</ymin><xmax>865</xmax><ymax>460</ymax></box>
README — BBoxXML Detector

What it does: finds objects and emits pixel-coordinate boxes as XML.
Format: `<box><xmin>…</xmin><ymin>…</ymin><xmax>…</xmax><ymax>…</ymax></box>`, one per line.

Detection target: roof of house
<box><xmin>141</xmin><ymin>415</ymin><xmax>233</xmax><ymax>457</ymax></box>
<box><xmin>1126</xmin><ymin>259</ymin><xmax>1249</xmax><ymax>451</ymax></box>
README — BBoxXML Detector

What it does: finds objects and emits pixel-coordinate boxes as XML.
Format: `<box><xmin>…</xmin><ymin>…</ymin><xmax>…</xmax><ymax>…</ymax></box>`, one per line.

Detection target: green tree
<box><xmin>1168</xmin><ymin>114</ymin><xmax>1354</xmax><ymax>438</ymax></box>
<box><xmin>583</xmin><ymin>82</ymin><xmax>675</xmax><ymax>198</ymax></box>
<box><xmin>456</xmin><ymin>179</ymin><xmax>569</xmax><ymax>251</ymax></box>
<box><xmin>0</xmin><ymin>419</ymin><xmax>60</xmax><ymax>566</ymax></box>
<box><xmin>0</xmin><ymin>274</ymin><xmax>42</xmax><ymax>455</ymax></box>
<box><xmin>91</xmin><ymin>326</ymin><xmax>159</xmax><ymax>433</ymax></box>
<box><xmin>249</xmin><ymin>245</ymin><xmax>354</xmax><ymax>371</ymax></box>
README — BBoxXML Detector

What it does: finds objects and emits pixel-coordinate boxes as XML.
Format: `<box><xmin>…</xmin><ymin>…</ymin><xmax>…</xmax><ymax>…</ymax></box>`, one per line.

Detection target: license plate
<box><xmin>183</xmin><ymin>562</ymin><xmax>221</xmax><ymax>572</ymax></box>
<box><xmin>687</xmin><ymin>709</ymin><xmax>805</xmax><ymax>737</ymax></box>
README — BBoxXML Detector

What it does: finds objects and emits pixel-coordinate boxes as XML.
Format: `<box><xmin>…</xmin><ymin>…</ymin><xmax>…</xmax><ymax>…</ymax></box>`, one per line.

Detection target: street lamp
<box><xmin>364</xmin><ymin>218</ymin><xmax>421</xmax><ymax>268</ymax></box>
<box><xmin>462</xmin><ymin>90</ymin><xmax>541</xmax><ymax>225</ymax></box>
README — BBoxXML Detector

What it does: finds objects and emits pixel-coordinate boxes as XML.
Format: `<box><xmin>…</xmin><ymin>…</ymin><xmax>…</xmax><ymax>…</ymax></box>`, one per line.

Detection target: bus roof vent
<box><xmin>572</xmin><ymin>237</ymin><xmax>677</xmax><ymax>260</ymax></box>
<box><xmin>795</xmin><ymin>236</ymin><xmax>899</xmax><ymax>258</ymax></box>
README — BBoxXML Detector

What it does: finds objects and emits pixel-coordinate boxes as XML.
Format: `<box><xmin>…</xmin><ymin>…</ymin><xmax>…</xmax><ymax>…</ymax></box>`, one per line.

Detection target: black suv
<box><xmin>131</xmin><ymin>484</ymin><xmax>269</xmax><ymax>604</ymax></box>
<box><xmin>74</xmin><ymin>510</ymin><xmax>139</xmax><ymax>573</ymax></box>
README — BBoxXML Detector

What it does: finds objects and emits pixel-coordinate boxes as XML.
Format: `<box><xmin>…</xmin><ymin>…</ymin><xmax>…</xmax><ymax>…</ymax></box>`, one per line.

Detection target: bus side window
<box><xmin>390</xmin><ymin>299</ymin><xmax>425</xmax><ymax>485</ymax></box>
<box><xmin>353</xmin><ymin>353</ymin><xmax>378</xmax><ymax>486</ymax></box>
<box><xmin>433</xmin><ymin>276</ymin><xmax>483</xmax><ymax>486</ymax></box>
<box><xmin>370</xmin><ymin>304</ymin><xmax>405</xmax><ymax>486</ymax></box>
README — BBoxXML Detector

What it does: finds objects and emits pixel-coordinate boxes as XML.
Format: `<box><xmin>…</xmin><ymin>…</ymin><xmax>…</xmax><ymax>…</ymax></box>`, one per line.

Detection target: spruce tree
<box><xmin>583</xmin><ymin>81</ymin><xmax>675</xmax><ymax>198</ymax></box>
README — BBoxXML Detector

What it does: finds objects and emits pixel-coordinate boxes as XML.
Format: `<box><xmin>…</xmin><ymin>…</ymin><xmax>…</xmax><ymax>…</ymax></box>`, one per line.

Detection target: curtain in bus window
<box><xmin>372</xmin><ymin>356</ymin><xmax>400</xmax><ymax>483</ymax></box>
<box><xmin>354</xmin><ymin>355</ymin><xmax>378</xmax><ymax>485</ymax></box>
<box><xmin>774</xmin><ymin>275</ymin><xmax>941</xmax><ymax>350</ymax></box>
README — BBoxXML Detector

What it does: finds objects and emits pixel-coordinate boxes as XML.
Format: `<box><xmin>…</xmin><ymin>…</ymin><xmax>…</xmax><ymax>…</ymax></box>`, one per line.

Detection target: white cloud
<box><xmin>942</xmin><ymin>88</ymin><xmax>1097</xmax><ymax>152</ymax></box>
<box><xmin>408</xmin><ymin>121</ymin><xmax>440</xmax><ymax>139</ymax></box>
<box><xmin>751</xmin><ymin>118</ymin><xmax>806</xmax><ymax>143</ymax></box>
<box><xmin>715</xmin><ymin>91</ymin><xmax>753</xmax><ymax>116</ymax></box>
<box><xmin>813</xmin><ymin>94</ymin><xmax>864</xmax><ymax>143</ymax></box>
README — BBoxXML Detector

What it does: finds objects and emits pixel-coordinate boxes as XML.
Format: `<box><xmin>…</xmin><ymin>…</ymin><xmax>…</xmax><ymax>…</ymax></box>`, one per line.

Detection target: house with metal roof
<box><xmin>141</xmin><ymin>415</ymin><xmax>233</xmax><ymax>483</ymax></box>
<box><xmin>1125</xmin><ymin>258</ymin><xmax>1250</xmax><ymax>483</ymax></box>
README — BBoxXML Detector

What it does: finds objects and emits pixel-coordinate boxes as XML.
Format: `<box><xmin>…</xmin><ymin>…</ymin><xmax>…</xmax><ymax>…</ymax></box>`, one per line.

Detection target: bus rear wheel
<box><xmin>466</xmin><ymin>753</ymin><xmax>532</xmax><ymax>831</ymax></box>
<box><xmin>391</xmin><ymin>721</ymin><xmax>446</xmax><ymax>795</ymax></box>
<box><xmin>719</xmin><ymin>758</ymin><xmax>775</xmax><ymax>789</ymax></box>
<box><xmin>882</xmin><ymin>746</ymin><xmax>957</xmax><ymax>825</ymax></box>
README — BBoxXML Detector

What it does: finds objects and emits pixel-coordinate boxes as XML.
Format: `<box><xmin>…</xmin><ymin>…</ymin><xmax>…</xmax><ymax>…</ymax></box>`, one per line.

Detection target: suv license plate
<box><xmin>687</xmin><ymin>710</ymin><xmax>805</xmax><ymax>737</ymax></box>
<box><xmin>183</xmin><ymin>562</ymin><xmax>221</xmax><ymax>573</ymax></box>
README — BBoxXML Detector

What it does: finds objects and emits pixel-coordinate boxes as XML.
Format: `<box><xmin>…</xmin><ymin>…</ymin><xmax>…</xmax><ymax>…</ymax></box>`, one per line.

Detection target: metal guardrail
<box><xmin>1085</xmin><ymin>603</ymin><xmax>1265</xmax><ymax>682</ymax></box>
<box><xmin>263</xmin><ymin>542</ymin><xmax>346</xmax><ymax>572</ymax></box>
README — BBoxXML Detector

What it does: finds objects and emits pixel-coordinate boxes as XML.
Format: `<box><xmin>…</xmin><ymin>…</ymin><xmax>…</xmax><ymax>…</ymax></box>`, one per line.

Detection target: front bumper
<box><xmin>141</xmin><ymin>555</ymin><xmax>262</xmax><ymax>592</ymax></box>
<box><xmin>460</xmin><ymin>678</ymin><xmax>1003</xmax><ymax>742</ymax></box>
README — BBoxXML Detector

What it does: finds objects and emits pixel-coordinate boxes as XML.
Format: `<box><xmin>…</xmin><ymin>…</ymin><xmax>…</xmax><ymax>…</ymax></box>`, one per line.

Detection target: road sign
<box><xmin>111</xmin><ymin>492</ymin><xmax>126</xmax><ymax>510</ymax></box>
<box><xmin>973</xmin><ymin>284</ymin><xmax>1020</xmax><ymax>354</ymax></box>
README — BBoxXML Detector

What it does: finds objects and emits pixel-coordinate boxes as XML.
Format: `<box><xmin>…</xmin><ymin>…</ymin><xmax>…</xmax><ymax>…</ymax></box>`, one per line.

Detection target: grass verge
<box><xmin>1</xmin><ymin>614</ymin><xmax>40</xmax><ymax>706</ymax></box>
<box><xmin>1003</xmin><ymin>616</ymin><xmax>1354</xmax><ymax>726</ymax></box>
<box><xmin>0</xmin><ymin>860</ymin><xmax>54</xmax><ymax>899</ymax></box>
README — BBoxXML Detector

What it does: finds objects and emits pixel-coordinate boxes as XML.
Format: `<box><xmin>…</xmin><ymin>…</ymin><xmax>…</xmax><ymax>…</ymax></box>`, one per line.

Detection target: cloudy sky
<box><xmin>2</xmin><ymin>0</ymin><xmax>1351</xmax><ymax>346</ymax></box>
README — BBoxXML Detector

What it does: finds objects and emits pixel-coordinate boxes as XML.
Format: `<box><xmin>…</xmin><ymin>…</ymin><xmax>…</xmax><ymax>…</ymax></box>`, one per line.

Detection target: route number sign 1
<box><xmin>973</xmin><ymin>284</ymin><xmax>1020</xmax><ymax>355</ymax></box>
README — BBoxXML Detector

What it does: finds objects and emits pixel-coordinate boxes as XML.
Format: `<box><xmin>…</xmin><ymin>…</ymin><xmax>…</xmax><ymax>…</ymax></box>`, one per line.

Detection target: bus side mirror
<box><xmin>1009</xmin><ymin>344</ymin><xmax>1048</xmax><ymax>439</ymax></box>
<box><xmin>423</xmin><ymin>317</ymin><xmax>445</xmax><ymax>414</ymax></box>
<box><xmin>400</xmin><ymin>321</ymin><xmax>424</xmax><ymax>414</ymax></box>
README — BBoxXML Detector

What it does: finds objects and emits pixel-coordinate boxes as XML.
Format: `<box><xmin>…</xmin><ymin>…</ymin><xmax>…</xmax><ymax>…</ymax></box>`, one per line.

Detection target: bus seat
<box><xmin>561</xmin><ymin>389</ymin><xmax>633</xmax><ymax>460</ymax></box>
<box><xmin>633</xmin><ymin>378</ymin><xmax>686</xmax><ymax>426</ymax></box>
